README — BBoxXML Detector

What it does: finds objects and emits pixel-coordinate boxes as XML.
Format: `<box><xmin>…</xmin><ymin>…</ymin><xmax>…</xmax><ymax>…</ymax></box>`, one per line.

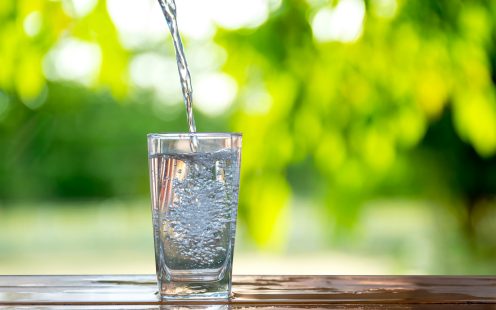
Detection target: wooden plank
<box><xmin>233</xmin><ymin>275</ymin><xmax>496</xmax><ymax>304</ymax></box>
<box><xmin>0</xmin><ymin>275</ymin><xmax>495</xmax><ymax>307</ymax></box>
<box><xmin>1</xmin><ymin>306</ymin><xmax>495</xmax><ymax>310</ymax></box>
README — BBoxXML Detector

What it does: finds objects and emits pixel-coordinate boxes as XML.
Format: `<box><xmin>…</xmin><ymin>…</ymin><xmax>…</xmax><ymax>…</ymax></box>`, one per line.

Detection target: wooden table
<box><xmin>0</xmin><ymin>275</ymin><xmax>495</xmax><ymax>309</ymax></box>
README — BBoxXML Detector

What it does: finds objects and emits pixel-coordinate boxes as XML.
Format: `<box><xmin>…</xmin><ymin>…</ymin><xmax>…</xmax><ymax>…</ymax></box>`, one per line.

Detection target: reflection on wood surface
<box><xmin>0</xmin><ymin>275</ymin><xmax>495</xmax><ymax>309</ymax></box>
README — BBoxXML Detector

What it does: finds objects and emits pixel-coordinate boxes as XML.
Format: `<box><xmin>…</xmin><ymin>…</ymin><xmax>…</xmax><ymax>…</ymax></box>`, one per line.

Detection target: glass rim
<box><xmin>147</xmin><ymin>132</ymin><xmax>242</xmax><ymax>140</ymax></box>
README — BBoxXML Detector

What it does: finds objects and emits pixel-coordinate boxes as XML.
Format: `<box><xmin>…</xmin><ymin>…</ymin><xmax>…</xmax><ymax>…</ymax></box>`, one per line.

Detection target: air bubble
<box><xmin>151</xmin><ymin>149</ymin><xmax>240</xmax><ymax>269</ymax></box>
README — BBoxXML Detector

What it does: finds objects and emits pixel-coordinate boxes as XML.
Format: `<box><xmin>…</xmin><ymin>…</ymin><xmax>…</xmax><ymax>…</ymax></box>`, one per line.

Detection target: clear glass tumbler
<box><xmin>148</xmin><ymin>133</ymin><xmax>242</xmax><ymax>300</ymax></box>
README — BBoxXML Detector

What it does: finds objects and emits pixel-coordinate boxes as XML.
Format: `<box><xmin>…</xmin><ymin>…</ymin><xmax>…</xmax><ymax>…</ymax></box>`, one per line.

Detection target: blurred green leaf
<box><xmin>1</xmin><ymin>0</ymin><xmax>496</xmax><ymax>272</ymax></box>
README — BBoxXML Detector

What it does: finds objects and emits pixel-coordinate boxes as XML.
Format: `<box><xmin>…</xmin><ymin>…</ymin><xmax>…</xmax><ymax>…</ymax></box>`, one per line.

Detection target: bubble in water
<box><xmin>150</xmin><ymin>149</ymin><xmax>239</xmax><ymax>271</ymax></box>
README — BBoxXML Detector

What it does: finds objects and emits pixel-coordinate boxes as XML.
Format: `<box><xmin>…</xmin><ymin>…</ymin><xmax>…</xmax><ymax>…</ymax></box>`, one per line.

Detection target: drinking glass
<box><xmin>148</xmin><ymin>133</ymin><xmax>242</xmax><ymax>300</ymax></box>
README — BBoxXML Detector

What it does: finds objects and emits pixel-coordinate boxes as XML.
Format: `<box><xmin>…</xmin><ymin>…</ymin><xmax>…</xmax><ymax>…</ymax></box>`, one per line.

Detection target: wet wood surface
<box><xmin>0</xmin><ymin>275</ymin><xmax>495</xmax><ymax>309</ymax></box>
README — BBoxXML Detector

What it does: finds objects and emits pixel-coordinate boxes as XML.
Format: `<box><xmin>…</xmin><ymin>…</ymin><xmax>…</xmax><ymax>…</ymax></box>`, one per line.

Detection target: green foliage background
<box><xmin>1</xmin><ymin>0</ymin><xmax>496</xmax><ymax>273</ymax></box>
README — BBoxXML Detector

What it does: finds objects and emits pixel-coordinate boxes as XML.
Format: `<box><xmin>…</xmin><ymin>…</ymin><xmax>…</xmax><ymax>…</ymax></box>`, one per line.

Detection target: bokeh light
<box><xmin>1</xmin><ymin>0</ymin><xmax>496</xmax><ymax>275</ymax></box>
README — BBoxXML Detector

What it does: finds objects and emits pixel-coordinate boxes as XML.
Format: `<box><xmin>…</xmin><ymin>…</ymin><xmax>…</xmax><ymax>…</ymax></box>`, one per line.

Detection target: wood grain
<box><xmin>0</xmin><ymin>275</ymin><xmax>495</xmax><ymax>309</ymax></box>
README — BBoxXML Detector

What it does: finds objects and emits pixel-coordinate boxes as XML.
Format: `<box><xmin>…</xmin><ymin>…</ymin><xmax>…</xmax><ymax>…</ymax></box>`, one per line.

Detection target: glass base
<box><xmin>159</xmin><ymin>280</ymin><xmax>231</xmax><ymax>301</ymax></box>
